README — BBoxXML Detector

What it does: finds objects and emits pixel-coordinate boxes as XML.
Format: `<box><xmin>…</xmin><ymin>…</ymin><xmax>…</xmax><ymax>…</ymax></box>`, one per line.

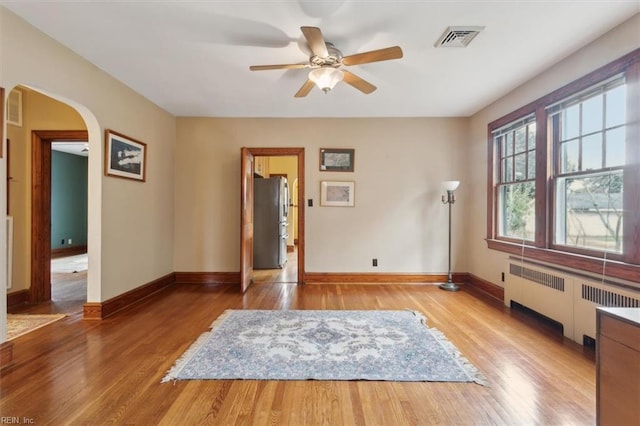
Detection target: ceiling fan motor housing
<box><xmin>310</xmin><ymin>42</ymin><xmax>343</xmax><ymax>68</ymax></box>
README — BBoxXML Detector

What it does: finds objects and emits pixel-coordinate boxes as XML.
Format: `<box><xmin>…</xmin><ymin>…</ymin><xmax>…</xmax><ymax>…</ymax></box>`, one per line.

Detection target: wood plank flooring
<box><xmin>0</xmin><ymin>282</ymin><xmax>596</xmax><ymax>425</ymax></box>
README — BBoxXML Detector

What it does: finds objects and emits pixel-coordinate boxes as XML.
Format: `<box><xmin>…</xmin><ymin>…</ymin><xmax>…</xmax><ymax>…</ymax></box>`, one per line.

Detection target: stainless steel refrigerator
<box><xmin>253</xmin><ymin>176</ymin><xmax>289</xmax><ymax>269</ymax></box>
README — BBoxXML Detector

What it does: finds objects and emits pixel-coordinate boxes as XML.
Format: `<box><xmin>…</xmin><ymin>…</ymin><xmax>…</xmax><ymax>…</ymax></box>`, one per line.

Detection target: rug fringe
<box><xmin>428</xmin><ymin>327</ymin><xmax>490</xmax><ymax>387</ymax></box>
<box><xmin>406</xmin><ymin>309</ymin><xmax>428</xmax><ymax>326</ymax></box>
<box><xmin>161</xmin><ymin>310</ymin><xmax>233</xmax><ymax>384</ymax></box>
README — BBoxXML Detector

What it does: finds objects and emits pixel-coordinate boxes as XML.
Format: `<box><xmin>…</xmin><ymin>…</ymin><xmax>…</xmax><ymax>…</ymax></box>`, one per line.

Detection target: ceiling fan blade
<box><xmin>301</xmin><ymin>26</ymin><xmax>328</xmax><ymax>58</ymax></box>
<box><xmin>294</xmin><ymin>79</ymin><xmax>316</xmax><ymax>98</ymax></box>
<box><xmin>342</xmin><ymin>46</ymin><xmax>403</xmax><ymax>66</ymax></box>
<box><xmin>250</xmin><ymin>63</ymin><xmax>309</xmax><ymax>71</ymax></box>
<box><xmin>342</xmin><ymin>70</ymin><xmax>377</xmax><ymax>94</ymax></box>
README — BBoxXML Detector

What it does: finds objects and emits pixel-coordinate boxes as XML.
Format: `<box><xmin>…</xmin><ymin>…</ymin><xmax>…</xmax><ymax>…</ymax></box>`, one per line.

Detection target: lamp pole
<box><xmin>439</xmin><ymin>181</ymin><xmax>460</xmax><ymax>291</ymax></box>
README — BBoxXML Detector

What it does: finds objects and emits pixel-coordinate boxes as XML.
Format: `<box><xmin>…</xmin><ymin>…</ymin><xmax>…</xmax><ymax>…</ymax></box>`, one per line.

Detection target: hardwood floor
<box><xmin>0</xmin><ymin>282</ymin><xmax>596</xmax><ymax>425</ymax></box>
<box><xmin>253</xmin><ymin>248</ymin><xmax>298</xmax><ymax>285</ymax></box>
<box><xmin>9</xmin><ymin>254</ymin><xmax>88</xmax><ymax>315</ymax></box>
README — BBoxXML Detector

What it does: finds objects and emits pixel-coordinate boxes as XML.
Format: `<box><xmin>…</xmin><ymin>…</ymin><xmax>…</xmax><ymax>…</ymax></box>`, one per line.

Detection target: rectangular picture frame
<box><xmin>319</xmin><ymin>148</ymin><xmax>354</xmax><ymax>172</ymax></box>
<box><xmin>105</xmin><ymin>129</ymin><xmax>147</xmax><ymax>182</ymax></box>
<box><xmin>320</xmin><ymin>181</ymin><xmax>355</xmax><ymax>207</ymax></box>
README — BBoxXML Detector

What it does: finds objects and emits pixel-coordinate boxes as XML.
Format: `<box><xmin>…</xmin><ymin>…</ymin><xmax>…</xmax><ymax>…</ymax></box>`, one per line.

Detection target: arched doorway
<box><xmin>5</xmin><ymin>85</ymin><xmax>102</xmax><ymax>315</ymax></box>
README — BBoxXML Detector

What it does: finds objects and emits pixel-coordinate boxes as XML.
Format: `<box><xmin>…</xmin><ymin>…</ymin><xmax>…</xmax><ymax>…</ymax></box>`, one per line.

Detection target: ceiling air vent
<box><xmin>435</xmin><ymin>26</ymin><xmax>485</xmax><ymax>48</ymax></box>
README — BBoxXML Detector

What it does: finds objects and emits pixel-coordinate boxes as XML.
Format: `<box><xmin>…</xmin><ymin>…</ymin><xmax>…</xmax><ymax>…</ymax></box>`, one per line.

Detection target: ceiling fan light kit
<box><xmin>249</xmin><ymin>26</ymin><xmax>403</xmax><ymax>97</ymax></box>
<box><xmin>308</xmin><ymin>67</ymin><xmax>344</xmax><ymax>93</ymax></box>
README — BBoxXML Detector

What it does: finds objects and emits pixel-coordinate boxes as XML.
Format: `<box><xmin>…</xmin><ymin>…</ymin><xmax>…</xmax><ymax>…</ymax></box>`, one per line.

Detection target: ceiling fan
<box><xmin>249</xmin><ymin>26</ymin><xmax>403</xmax><ymax>97</ymax></box>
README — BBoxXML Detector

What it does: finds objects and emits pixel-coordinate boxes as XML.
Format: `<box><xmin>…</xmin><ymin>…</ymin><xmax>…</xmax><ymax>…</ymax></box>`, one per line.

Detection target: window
<box><xmin>549</xmin><ymin>78</ymin><xmax>625</xmax><ymax>254</ymax></box>
<box><xmin>487</xmin><ymin>49</ymin><xmax>640</xmax><ymax>282</ymax></box>
<box><xmin>493</xmin><ymin>116</ymin><xmax>536</xmax><ymax>241</ymax></box>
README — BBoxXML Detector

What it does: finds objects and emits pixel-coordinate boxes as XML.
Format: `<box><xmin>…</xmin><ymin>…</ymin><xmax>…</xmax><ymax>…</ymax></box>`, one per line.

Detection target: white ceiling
<box><xmin>52</xmin><ymin>142</ymin><xmax>89</xmax><ymax>157</ymax></box>
<box><xmin>4</xmin><ymin>1</ymin><xmax>639</xmax><ymax>118</ymax></box>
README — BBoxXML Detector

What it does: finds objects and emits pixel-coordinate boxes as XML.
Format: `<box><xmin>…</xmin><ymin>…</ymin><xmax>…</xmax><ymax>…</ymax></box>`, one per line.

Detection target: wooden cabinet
<box><xmin>596</xmin><ymin>307</ymin><xmax>640</xmax><ymax>425</ymax></box>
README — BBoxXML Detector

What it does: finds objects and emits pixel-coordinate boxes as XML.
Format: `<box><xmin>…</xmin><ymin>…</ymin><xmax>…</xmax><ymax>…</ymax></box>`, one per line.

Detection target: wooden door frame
<box><xmin>245</xmin><ymin>147</ymin><xmax>305</xmax><ymax>285</ymax></box>
<box><xmin>31</xmin><ymin>130</ymin><xmax>88</xmax><ymax>303</ymax></box>
<box><xmin>240</xmin><ymin>148</ymin><xmax>254</xmax><ymax>293</ymax></box>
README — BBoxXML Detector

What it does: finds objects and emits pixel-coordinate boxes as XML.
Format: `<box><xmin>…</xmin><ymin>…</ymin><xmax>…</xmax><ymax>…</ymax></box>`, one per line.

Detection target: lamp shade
<box><xmin>442</xmin><ymin>180</ymin><xmax>460</xmax><ymax>191</ymax></box>
<box><xmin>309</xmin><ymin>67</ymin><xmax>344</xmax><ymax>93</ymax></box>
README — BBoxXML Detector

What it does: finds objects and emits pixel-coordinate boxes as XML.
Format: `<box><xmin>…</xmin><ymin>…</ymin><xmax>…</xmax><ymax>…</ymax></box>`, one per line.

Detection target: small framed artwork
<box><xmin>320</xmin><ymin>148</ymin><xmax>354</xmax><ymax>172</ymax></box>
<box><xmin>320</xmin><ymin>181</ymin><xmax>355</xmax><ymax>207</ymax></box>
<box><xmin>105</xmin><ymin>129</ymin><xmax>147</xmax><ymax>182</ymax></box>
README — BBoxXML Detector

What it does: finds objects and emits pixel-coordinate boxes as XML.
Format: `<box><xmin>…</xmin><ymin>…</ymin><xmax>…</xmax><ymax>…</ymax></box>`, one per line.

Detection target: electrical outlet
<box><xmin>68</xmin><ymin>238</ymin><xmax>72</xmax><ymax>245</ymax></box>
<box><xmin>61</xmin><ymin>239</ymin><xmax>65</xmax><ymax>245</ymax></box>
<box><xmin>372</xmin><ymin>259</ymin><xmax>378</xmax><ymax>267</ymax></box>
<box><xmin>308</xmin><ymin>199</ymin><xmax>313</xmax><ymax>207</ymax></box>
<box><xmin>501</xmin><ymin>272</ymin><xmax>505</xmax><ymax>282</ymax></box>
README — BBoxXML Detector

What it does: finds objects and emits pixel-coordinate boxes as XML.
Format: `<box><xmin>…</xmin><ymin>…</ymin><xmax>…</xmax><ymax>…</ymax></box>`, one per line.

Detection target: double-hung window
<box><xmin>493</xmin><ymin>116</ymin><xmax>537</xmax><ymax>242</ymax></box>
<box><xmin>487</xmin><ymin>49</ymin><xmax>640</xmax><ymax>282</ymax></box>
<box><xmin>549</xmin><ymin>77</ymin><xmax>626</xmax><ymax>254</ymax></box>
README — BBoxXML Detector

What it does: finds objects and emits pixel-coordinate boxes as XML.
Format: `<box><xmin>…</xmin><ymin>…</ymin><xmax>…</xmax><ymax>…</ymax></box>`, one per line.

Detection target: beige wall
<box><xmin>466</xmin><ymin>13</ymin><xmax>640</xmax><ymax>287</ymax></box>
<box><xmin>1</xmin><ymin>4</ymin><xmax>176</xmax><ymax>344</ymax></box>
<box><xmin>174</xmin><ymin>117</ymin><xmax>469</xmax><ymax>274</ymax></box>
<box><xmin>7</xmin><ymin>87</ymin><xmax>86</xmax><ymax>294</ymax></box>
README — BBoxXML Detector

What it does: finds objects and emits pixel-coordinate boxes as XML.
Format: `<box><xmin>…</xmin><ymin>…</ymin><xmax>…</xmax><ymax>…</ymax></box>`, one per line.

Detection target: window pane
<box><xmin>504</xmin><ymin>158</ymin><xmax>513</xmax><ymax>182</ymax></box>
<box><xmin>556</xmin><ymin>173</ymin><xmax>623</xmax><ymax>253</ymax></box>
<box><xmin>561</xmin><ymin>140</ymin><xmax>579</xmax><ymax>173</ymax></box>
<box><xmin>514</xmin><ymin>153</ymin><xmax>527</xmax><ymax>181</ymax></box>
<box><xmin>605</xmin><ymin>127</ymin><xmax>625</xmax><ymax>167</ymax></box>
<box><xmin>499</xmin><ymin>182</ymin><xmax>535</xmax><ymax>240</ymax></box>
<box><xmin>498</xmin><ymin>135</ymin><xmax>505</xmax><ymax>158</ymax></box>
<box><xmin>606</xmin><ymin>85</ymin><xmax>626</xmax><ymax>128</ymax></box>
<box><xmin>582</xmin><ymin>94</ymin><xmax>603</xmax><ymax>135</ymax></box>
<box><xmin>582</xmin><ymin>133</ymin><xmax>602</xmax><ymax>170</ymax></box>
<box><xmin>528</xmin><ymin>151</ymin><xmax>536</xmax><ymax>180</ymax></box>
<box><xmin>527</xmin><ymin>123</ymin><xmax>536</xmax><ymax>149</ymax></box>
<box><xmin>515</xmin><ymin>127</ymin><xmax>526</xmax><ymax>153</ymax></box>
<box><xmin>505</xmin><ymin>132</ymin><xmax>513</xmax><ymax>156</ymax></box>
<box><xmin>562</xmin><ymin>104</ymin><xmax>580</xmax><ymax>139</ymax></box>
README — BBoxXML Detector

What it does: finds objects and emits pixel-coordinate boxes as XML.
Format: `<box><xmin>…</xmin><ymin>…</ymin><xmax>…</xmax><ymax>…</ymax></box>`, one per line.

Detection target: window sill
<box><xmin>486</xmin><ymin>239</ymin><xmax>640</xmax><ymax>284</ymax></box>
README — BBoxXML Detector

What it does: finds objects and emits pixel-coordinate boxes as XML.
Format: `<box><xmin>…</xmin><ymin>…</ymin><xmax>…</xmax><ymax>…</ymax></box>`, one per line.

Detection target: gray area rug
<box><xmin>162</xmin><ymin>309</ymin><xmax>487</xmax><ymax>385</ymax></box>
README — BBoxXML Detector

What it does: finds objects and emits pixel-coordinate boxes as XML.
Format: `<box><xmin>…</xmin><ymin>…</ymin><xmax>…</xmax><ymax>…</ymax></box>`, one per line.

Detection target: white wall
<box><xmin>466</xmin><ymin>14</ymin><xmax>640</xmax><ymax>286</ymax></box>
<box><xmin>174</xmin><ymin>117</ymin><xmax>469</xmax><ymax>274</ymax></box>
<box><xmin>0</xmin><ymin>5</ymin><xmax>175</xmax><ymax>343</ymax></box>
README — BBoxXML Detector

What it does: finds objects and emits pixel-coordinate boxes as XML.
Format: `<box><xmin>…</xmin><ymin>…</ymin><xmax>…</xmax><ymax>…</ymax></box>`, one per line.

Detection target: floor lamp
<box><xmin>439</xmin><ymin>180</ymin><xmax>460</xmax><ymax>291</ymax></box>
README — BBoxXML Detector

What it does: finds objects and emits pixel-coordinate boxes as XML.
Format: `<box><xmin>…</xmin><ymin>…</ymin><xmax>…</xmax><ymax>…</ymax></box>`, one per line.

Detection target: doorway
<box><xmin>31</xmin><ymin>131</ymin><xmax>88</xmax><ymax>312</ymax></box>
<box><xmin>240</xmin><ymin>147</ymin><xmax>305</xmax><ymax>292</ymax></box>
<box><xmin>253</xmin><ymin>156</ymin><xmax>298</xmax><ymax>284</ymax></box>
<box><xmin>4</xmin><ymin>85</ymin><xmax>101</xmax><ymax>321</ymax></box>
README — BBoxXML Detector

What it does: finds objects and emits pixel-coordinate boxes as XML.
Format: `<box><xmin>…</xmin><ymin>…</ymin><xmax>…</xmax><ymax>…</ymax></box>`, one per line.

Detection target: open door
<box><xmin>240</xmin><ymin>147</ymin><xmax>254</xmax><ymax>293</ymax></box>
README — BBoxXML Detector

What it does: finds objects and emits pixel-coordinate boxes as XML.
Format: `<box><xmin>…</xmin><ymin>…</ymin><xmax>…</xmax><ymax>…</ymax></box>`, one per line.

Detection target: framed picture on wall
<box><xmin>105</xmin><ymin>129</ymin><xmax>147</xmax><ymax>182</ymax></box>
<box><xmin>319</xmin><ymin>148</ymin><xmax>354</xmax><ymax>172</ymax></box>
<box><xmin>320</xmin><ymin>181</ymin><xmax>355</xmax><ymax>207</ymax></box>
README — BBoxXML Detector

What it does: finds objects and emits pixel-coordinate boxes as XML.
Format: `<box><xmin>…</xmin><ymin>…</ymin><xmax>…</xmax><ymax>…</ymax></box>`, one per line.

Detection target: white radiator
<box><xmin>505</xmin><ymin>260</ymin><xmax>640</xmax><ymax>345</ymax></box>
<box><xmin>574</xmin><ymin>278</ymin><xmax>640</xmax><ymax>343</ymax></box>
<box><xmin>6</xmin><ymin>216</ymin><xmax>13</xmax><ymax>289</ymax></box>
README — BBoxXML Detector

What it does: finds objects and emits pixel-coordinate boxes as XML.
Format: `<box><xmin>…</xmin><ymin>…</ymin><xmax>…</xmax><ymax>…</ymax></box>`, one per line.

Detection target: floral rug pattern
<box><xmin>162</xmin><ymin>310</ymin><xmax>487</xmax><ymax>385</ymax></box>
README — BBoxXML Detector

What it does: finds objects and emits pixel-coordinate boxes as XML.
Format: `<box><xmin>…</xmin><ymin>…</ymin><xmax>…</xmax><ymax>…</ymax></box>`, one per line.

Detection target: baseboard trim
<box><xmin>174</xmin><ymin>272</ymin><xmax>239</xmax><ymax>284</ymax></box>
<box><xmin>51</xmin><ymin>245</ymin><xmax>87</xmax><ymax>259</ymax></box>
<box><xmin>7</xmin><ymin>289</ymin><xmax>29</xmax><ymax>309</ymax></box>
<box><xmin>304</xmin><ymin>272</ymin><xmax>468</xmax><ymax>284</ymax></box>
<box><xmin>83</xmin><ymin>272</ymin><xmax>175</xmax><ymax>320</ymax></box>
<box><xmin>1</xmin><ymin>341</ymin><xmax>14</xmax><ymax>370</ymax></box>
<box><xmin>76</xmin><ymin>270</ymin><xmax>502</xmax><ymax>320</ymax></box>
<box><xmin>466</xmin><ymin>273</ymin><xmax>504</xmax><ymax>301</ymax></box>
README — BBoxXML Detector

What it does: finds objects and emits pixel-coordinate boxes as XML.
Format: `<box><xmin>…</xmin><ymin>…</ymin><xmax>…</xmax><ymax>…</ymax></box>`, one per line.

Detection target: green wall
<box><xmin>51</xmin><ymin>151</ymin><xmax>88</xmax><ymax>250</ymax></box>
